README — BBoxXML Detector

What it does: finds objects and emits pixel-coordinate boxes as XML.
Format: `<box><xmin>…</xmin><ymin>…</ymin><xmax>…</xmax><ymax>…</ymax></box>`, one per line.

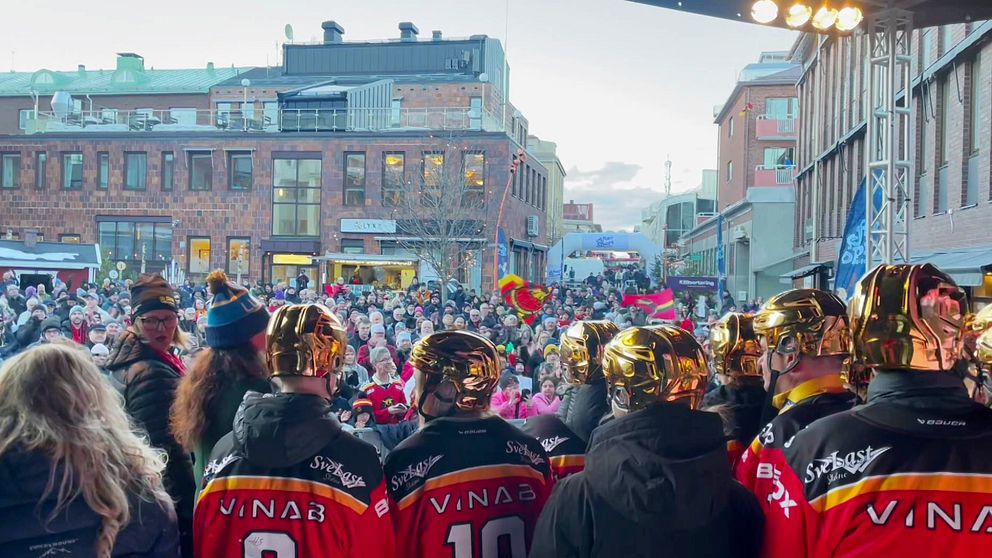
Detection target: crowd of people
<box><xmin>1</xmin><ymin>262</ymin><xmax>991</xmax><ymax>557</ymax></box>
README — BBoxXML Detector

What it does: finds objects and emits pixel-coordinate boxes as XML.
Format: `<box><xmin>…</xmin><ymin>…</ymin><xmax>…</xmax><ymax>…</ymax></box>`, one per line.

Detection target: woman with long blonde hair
<box><xmin>0</xmin><ymin>343</ymin><xmax>179</xmax><ymax>557</ymax></box>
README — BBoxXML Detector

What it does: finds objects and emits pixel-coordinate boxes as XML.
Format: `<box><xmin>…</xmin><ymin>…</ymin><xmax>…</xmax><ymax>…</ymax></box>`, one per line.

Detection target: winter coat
<box><xmin>0</xmin><ymin>446</ymin><xmax>179</xmax><ymax>557</ymax></box>
<box><xmin>491</xmin><ymin>390</ymin><xmax>531</xmax><ymax>420</ymax></box>
<box><xmin>106</xmin><ymin>329</ymin><xmax>194</xmax><ymax>556</ymax></box>
<box><xmin>532</xmin><ymin>392</ymin><xmax>562</xmax><ymax>416</ymax></box>
<box><xmin>530</xmin><ymin>403</ymin><xmax>763</xmax><ymax>558</ymax></box>
<box><xmin>13</xmin><ymin>316</ymin><xmax>42</xmax><ymax>349</ymax></box>
<box><xmin>191</xmin><ymin>374</ymin><xmax>271</xmax><ymax>491</ymax></box>
<box><xmin>557</xmin><ymin>379</ymin><xmax>612</xmax><ymax>445</ymax></box>
<box><xmin>702</xmin><ymin>381</ymin><xmax>767</xmax><ymax>447</ymax></box>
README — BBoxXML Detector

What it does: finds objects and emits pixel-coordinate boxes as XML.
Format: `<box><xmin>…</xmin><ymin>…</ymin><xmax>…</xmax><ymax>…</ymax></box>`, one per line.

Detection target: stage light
<box><xmin>812</xmin><ymin>5</ymin><xmax>839</xmax><ymax>30</ymax></box>
<box><xmin>785</xmin><ymin>3</ymin><xmax>813</xmax><ymax>27</ymax></box>
<box><xmin>836</xmin><ymin>6</ymin><xmax>864</xmax><ymax>31</ymax></box>
<box><xmin>751</xmin><ymin>0</ymin><xmax>779</xmax><ymax>24</ymax></box>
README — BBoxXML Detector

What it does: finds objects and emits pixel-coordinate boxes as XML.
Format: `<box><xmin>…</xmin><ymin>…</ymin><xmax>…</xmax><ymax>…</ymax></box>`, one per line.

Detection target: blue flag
<box><xmin>835</xmin><ymin>173</ymin><xmax>883</xmax><ymax>300</ymax></box>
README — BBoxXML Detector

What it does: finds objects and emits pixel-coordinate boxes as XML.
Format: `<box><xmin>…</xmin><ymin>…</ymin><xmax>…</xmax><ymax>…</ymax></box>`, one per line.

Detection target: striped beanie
<box><xmin>205</xmin><ymin>270</ymin><xmax>270</xmax><ymax>349</ymax></box>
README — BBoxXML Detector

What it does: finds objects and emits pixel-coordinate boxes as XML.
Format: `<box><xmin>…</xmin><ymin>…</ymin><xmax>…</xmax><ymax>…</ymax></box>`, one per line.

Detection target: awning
<box><xmin>0</xmin><ymin>241</ymin><xmax>101</xmax><ymax>270</ymax></box>
<box><xmin>313</xmin><ymin>252</ymin><xmax>419</xmax><ymax>267</ymax></box>
<box><xmin>780</xmin><ymin>261</ymin><xmax>833</xmax><ymax>280</ymax></box>
<box><xmin>510</xmin><ymin>239</ymin><xmax>549</xmax><ymax>251</ymax></box>
<box><xmin>911</xmin><ymin>246</ymin><xmax>992</xmax><ymax>286</ymax></box>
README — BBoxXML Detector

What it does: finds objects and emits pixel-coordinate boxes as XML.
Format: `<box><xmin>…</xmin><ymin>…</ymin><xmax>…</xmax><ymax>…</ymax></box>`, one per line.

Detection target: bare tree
<box><xmin>386</xmin><ymin>135</ymin><xmax>496</xmax><ymax>302</ymax></box>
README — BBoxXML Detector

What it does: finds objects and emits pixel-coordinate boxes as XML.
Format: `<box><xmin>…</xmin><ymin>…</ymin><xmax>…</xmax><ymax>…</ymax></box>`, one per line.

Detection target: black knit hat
<box><xmin>130</xmin><ymin>273</ymin><xmax>178</xmax><ymax>317</ymax></box>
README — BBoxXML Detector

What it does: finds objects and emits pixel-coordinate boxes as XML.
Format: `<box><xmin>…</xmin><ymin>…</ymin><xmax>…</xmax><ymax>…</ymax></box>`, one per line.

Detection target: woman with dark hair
<box><xmin>170</xmin><ymin>271</ymin><xmax>271</xmax><ymax>490</ymax></box>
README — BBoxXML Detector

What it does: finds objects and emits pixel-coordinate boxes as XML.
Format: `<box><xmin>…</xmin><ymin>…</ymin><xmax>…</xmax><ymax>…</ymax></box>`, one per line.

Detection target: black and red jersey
<box><xmin>735</xmin><ymin>375</ymin><xmax>855</xmax><ymax>493</ymax></box>
<box><xmin>383</xmin><ymin>415</ymin><xmax>554</xmax><ymax>558</ymax></box>
<box><xmin>522</xmin><ymin>414</ymin><xmax>587</xmax><ymax>480</ymax></box>
<box><xmin>193</xmin><ymin>393</ymin><xmax>394</xmax><ymax>558</ymax></box>
<box><xmin>362</xmin><ymin>380</ymin><xmax>408</xmax><ymax>425</ymax></box>
<box><xmin>759</xmin><ymin>392</ymin><xmax>992</xmax><ymax>558</ymax></box>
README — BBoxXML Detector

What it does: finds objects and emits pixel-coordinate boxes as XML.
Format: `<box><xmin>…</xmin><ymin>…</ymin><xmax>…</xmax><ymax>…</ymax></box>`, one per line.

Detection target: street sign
<box><xmin>108</xmin><ymin>270</ymin><xmax>119</xmax><ymax>280</ymax></box>
<box><xmin>116</xmin><ymin>261</ymin><xmax>127</xmax><ymax>272</ymax></box>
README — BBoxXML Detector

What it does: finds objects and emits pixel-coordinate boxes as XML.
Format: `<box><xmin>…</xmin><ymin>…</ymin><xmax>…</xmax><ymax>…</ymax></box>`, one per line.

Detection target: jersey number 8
<box><xmin>445</xmin><ymin>516</ymin><xmax>526</xmax><ymax>558</ymax></box>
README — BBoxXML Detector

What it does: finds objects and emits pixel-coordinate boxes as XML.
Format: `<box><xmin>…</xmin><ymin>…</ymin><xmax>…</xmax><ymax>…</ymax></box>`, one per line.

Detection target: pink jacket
<box><xmin>531</xmin><ymin>392</ymin><xmax>561</xmax><ymax>416</ymax></box>
<box><xmin>490</xmin><ymin>390</ymin><xmax>530</xmax><ymax>419</ymax></box>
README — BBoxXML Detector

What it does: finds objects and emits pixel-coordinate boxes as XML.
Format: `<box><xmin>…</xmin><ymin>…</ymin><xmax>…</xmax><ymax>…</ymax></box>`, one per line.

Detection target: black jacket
<box><xmin>703</xmin><ymin>381</ymin><xmax>767</xmax><ymax>445</ymax></box>
<box><xmin>557</xmin><ymin>379</ymin><xmax>611</xmax><ymax>444</ymax></box>
<box><xmin>106</xmin><ymin>330</ymin><xmax>195</xmax><ymax>555</ymax></box>
<box><xmin>0</xmin><ymin>447</ymin><xmax>179</xmax><ymax>557</ymax></box>
<box><xmin>530</xmin><ymin>403</ymin><xmax>763</xmax><ymax>558</ymax></box>
<box><xmin>13</xmin><ymin>316</ymin><xmax>42</xmax><ymax>349</ymax></box>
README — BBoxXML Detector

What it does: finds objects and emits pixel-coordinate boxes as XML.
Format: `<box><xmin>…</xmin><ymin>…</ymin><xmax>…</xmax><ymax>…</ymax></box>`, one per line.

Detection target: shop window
<box><xmin>188</xmin><ymin>236</ymin><xmax>212</xmax><ymax>274</ymax></box>
<box><xmin>227</xmin><ymin>237</ymin><xmax>250</xmax><ymax>276</ymax></box>
<box><xmin>96</xmin><ymin>217</ymin><xmax>172</xmax><ymax>272</ymax></box>
<box><xmin>341</xmin><ymin>239</ymin><xmax>364</xmax><ymax>254</ymax></box>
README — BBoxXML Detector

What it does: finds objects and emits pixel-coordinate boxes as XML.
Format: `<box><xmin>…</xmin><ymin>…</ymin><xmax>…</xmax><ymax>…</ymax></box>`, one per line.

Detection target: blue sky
<box><xmin>0</xmin><ymin>0</ymin><xmax>796</xmax><ymax>231</ymax></box>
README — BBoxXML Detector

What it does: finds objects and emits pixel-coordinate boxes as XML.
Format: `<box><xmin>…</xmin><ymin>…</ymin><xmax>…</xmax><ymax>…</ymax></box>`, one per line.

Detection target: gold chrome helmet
<box><xmin>266</xmin><ymin>304</ymin><xmax>347</xmax><ymax>379</ymax></box>
<box><xmin>849</xmin><ymin>264</ymin><xmax>967</xmax><ymax>372</ymax></box>
<box><xmin>409</xmin><ymin>330</ymin><xmax>500</xmax><ymax>414</ymax></box>
<box><xmin>752</xmin><ymin>289</ymin><xmax>851</xmax><ymax>363</ymax></box>
<box><xmin>709</xmin><ymin>313</ymin><xmax>762</xmax><ymax>378</ymax></box>
<box><xmin>559</xmin><ymin>320</ymin><xmax>621</xmax><ymax>384</ymax></box>
<box><xmin>602</xmin><ymin>325</ymin><xmax>708</xmax><ymax>412</ymax></box>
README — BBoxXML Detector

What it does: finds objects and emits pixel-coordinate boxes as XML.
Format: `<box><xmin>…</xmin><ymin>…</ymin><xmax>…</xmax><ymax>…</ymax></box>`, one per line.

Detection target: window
<box><xmin>341</xmin><ymin>239</ymin><xmax>364</xmax><ymax>254</ymax></box>
<box><xmin>35</xmin><ymin>152</ymin><xmax>47</xmax><ymax>190</ymax></box>
<box><xmin>726</xmin><ymin>161</ymin><xmax>733</xmax><ymax>182</ymax></box>
<box><xmin>971</xmin><ymin>54</ymin><xmax>982</xmax><ymax>153</ymax></box>
<box><xmin>941</xmin><ymin>25</ymin><xmax>955</xmax><ymax>55</ymax></box>
<box><xmin>763</xmin><ymin>147</ymin><xmax>794</xmax><ymax>168</ymax></box>
<box><xmin>189</xmin><ymin>152</ymin><xmax>212</xmax><ymax>191</ymax></box>
<box><xmin>216</xmin><ymin>102</ymin><xmax>232</xmax><ymax>126</ymax></box>
<box><xmin>162</xmin><ymin>152</ymin><xmax>174</xmax><ymax>191</ymax></box>
<box><xmin>18</xmin><ymin>109</ymin><xmax>32</xmax><ymax>131</ymax></box>
<box><xmin>390</xmin><ymin>99</ymin><xmax>402</xmax><ymax>127</ymax></box>
<box><xmin>383</xmin><ymin>152</ymin><xmax>405</xmax><ymax>205</ymax></box>
<box><xmin>462</xmin><ymin>152</ymin><xmax>485</xmax><ymax>206</ymax></box>
<box><xmin>263</xmin><ymin>102</ymin><xmax>278</xmax><ymax>128</ymax></box>
<box><xmin>469</xmin><ymin>97</ymin><xmax>482</xmax><ymax>130</ymax></box>
<box><xmin>344</xmin><ymin>153</ymin><xmax>366</xmax><ymax>206</ymax></box>
<box><xmin>59</xmin><ymin>234</ymin><xmax>81</xmax><ymax>243</ymax></box>
<box><xmin>124</xmin><ymin>152</ymin><xmax>146</xmax><ymax>190</ymax></box>
<box><xmin>728</xmin><ymin>118</ymin><xmax>734</xmax><ymax>137</ymax></box>
<box><xmin>766</xmin><ymin>98</ymin><xmax>798</xmax><ymax>118</ymax></box>
<box><xmin>97</xmin><ymin>218</ymin><xmax>172</xmax><ymax>271</ymax></box>
<box><xmin>272</xmin><ymin>157</ymin><xmax>322</xmax><ymax>237</ymax></box>
<box><xmin>229</xmin><ymin>152</ymin><xmax>253</xmax><ymax>190</ymax></box>
<box><xmin>98</xmin><ymin>152</ymin><xmax>109</xmax><ymax>189</ymax></box>
<box><xmin>1</xmin><ymin>154</ymin><xmax>20</xmax><ymax>188</ymax></box>
<box><xmin>422</xmin><ymin>152</ymin><xmax>444</xmax><ymax>205</ymax></box>
<box><xmin>188</xmin><ymin>237</ymin><xmax>212</xmax><ymax>274</ymax></box>
<box><xmin>227</xmin><ymin>237</ymin><xmax>250</xmax><ymax>276</ymax></box>
<box><xmin>941</xmin><ymin>77</ymin><xmax>953</xmax><ymax>164</ymax></box>
<box><xmin>61</xmin><ymin>153</ymin><xmax>83</xmax><ymax>190</ymax></box>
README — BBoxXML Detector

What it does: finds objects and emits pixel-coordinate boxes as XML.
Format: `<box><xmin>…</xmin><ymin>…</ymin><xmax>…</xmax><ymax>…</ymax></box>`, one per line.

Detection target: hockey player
<box><xmin>556</xmin><ymin>320</ymin><xmax>620</xmax><ymax>444</ymax></box>
<box><xmin>194</xmin><ymin>304</ymin><xmax>394</xmax><ymax>558</ymax></box>
<box><xmin>530</xmin><ymin>325</ymin><xmax>763</xmax><ymax>558</ymax></box>
<box><xmin>760</xmin><ymin>264</ymin><xmax>992</xmax><ymax>558</ymax></box>
<box><xmin>734</xmin><ymin>289</ymin><xmax>855</xmax><ymax>495</ymax></box>
<box><xmin>384</xmin><ymin>330</ymin><xmax>553</xmax><ymax>558</ymax></box>
<box><xmin>705</xmin><ymin>312</ymin><xmax>766</xmax><ymax>469</ymax></box>
<box><xmin>524</xmin><ymin>320</ymin><xmax>618</xmax><ymax>480</ymax></box>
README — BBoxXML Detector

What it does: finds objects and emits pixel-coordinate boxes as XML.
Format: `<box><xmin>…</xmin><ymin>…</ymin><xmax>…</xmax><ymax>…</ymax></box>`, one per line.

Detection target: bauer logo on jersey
<box><xmin>804</xmin><ymin>445</ymin><xmax>891</xmax><ymax>485</ymax></box>
<box><xmin>539</xmin><ymin>435</ymin><xmax>570</xmax><ymax>453</ymax></box>
<box><xmin>506</xmin><ymin>440</ymin><xmax>545</xmax><ymax>466</ymax></box>
<box><xmin>390</xmin><ymin>454</ymin><xmax>444</xmax><ymax>492</ymax></box>
<box><xmin>759</xmin><ymin>422</ymin><xmax>774</xmax><ymax>446</ymax></box>
<box><xmin>202</xmin><ymin>454</ymin><xmax>238</xmax><ymax>481</ymax></box>
<box><xmin>310</xmin><ymin>455</ymin><xmax>366</xmax><ymax>489</ymax></box>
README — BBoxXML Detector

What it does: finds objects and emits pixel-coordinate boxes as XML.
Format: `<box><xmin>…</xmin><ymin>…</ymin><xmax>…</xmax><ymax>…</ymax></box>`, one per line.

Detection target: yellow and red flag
<box><xmin>499</xmin><ymin>274</ymin><xmax>549</xmax><ymax>326</ymax></box>
<box><xmin>621</xmin><ymin>290</ymin><xmax>676</xmax><ymax>320</ymax></box>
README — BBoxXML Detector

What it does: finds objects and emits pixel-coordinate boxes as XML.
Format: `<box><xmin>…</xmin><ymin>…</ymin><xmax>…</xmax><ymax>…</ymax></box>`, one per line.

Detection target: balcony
<box><xmin>754</xmin><ymin>165</ymin><xmax>795</xmax><ymax>187</ymax></box>
<box><xmin>23</xmin><ymin>106</ymin><xmax>505</xmax><ymax>135</ymax></box>
<box><xmin>755</xmin><ymin>115</ymin><xmax>798</xmax><ymax>140</ymax></box>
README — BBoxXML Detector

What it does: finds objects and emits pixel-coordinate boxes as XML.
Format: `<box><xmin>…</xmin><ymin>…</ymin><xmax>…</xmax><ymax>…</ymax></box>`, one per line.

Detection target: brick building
<box><xmin>0</xmin><ymin>21</ymin><xmax>552</xmax><ymax>291</ymax></box>
<box><xmin>561</xmin><ymin>201</ymin><xmax>601</xmax><ymax>233</ymax></box>
<box><xmin>791</xmin><ymin>21</ymin><xmax>992</xmax><ymax>300</ymax></box>
<box><xmin>679</xmin><ymin>52</ymin><xmax>799</xmax><ymax>303</ymax></box>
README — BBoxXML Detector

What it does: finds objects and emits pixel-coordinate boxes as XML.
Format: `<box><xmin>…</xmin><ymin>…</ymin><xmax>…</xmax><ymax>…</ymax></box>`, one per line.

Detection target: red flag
<box><xmin>499</xmin><ymin>274</ymin><xmax>549</xmax><ymax>325</ymax></box>
<box><xmin>621</xmin><ymin>290</ymin><xmax>676</xmax><ymax>320</ymax></box>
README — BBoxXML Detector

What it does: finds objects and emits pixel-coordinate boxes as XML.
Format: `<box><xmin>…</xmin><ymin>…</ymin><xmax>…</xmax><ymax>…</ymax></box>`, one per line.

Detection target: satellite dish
<box><xmin>479</xmin><ymin>73</ymin><xmax>489</xmax><ymax>83</ymax></box>
<box><xmin>284</xmin><ymin>24</ymin><xmax>294</xmax><ymax>42</ymax></box>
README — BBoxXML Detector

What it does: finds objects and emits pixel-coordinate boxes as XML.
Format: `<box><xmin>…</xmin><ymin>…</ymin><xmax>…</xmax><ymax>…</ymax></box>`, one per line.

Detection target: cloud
<box><xmin>563</xmin><ymin>161</ymin><xmax>666</xmax><ymax>233</ymax></box>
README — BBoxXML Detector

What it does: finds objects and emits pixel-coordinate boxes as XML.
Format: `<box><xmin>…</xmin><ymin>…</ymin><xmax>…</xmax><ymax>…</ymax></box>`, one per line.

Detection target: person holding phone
<box><xmin>362</xmin><ymin>346</ymin><xmax>408</xmax><ymax>424</ymax></box>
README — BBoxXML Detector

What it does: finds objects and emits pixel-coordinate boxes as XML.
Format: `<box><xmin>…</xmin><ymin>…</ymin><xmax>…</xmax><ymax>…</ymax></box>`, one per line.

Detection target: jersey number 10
<box><xmin>445</xmin><ymin>516</ymin><xmax>526</xmax><ymax>558</ymax></box>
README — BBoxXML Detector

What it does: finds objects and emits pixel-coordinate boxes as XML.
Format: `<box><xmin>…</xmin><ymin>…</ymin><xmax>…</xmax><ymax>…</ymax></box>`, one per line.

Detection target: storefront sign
<box><xmin>340</xmin><ymin>219</ymin><xmax>397</xmax><ymax>234</ymax></box>
<box><xmin>666</xmin><ymin>276</ymin><xmax>719</xmax><ymax>291</ymax></box>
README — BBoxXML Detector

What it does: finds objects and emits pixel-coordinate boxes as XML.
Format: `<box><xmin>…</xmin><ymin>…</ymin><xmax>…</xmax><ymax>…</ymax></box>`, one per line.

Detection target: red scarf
<box><xmin>152</xmin><ymin>347</ymin><xmax>187</xmax><ymax>376</ymax></box>
<box><xmin>71</xmin><ymin>323</ymin><xmax>86</xmax><ymax>345</ymax></box>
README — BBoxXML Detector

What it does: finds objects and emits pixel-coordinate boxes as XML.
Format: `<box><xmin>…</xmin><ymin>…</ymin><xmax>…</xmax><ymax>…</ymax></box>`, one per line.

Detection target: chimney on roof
<box><xmin>322</xmin><ymin>21</ymin><xmax>344</xmax><ymax>44</ymax></box>
<box><xmin>77</xmin><ymin>64</ymin><xmax>86</xmax><ymax>74</ymax></box>
<box><xmin>432</xmin><ymin>30</ymin><xmax>442</xmax><ymax>41</ymax></box>
<box><xmin>399</xmin><ymin>22</ymin><xmax>419</xmax><ymax>42</ymax></box>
